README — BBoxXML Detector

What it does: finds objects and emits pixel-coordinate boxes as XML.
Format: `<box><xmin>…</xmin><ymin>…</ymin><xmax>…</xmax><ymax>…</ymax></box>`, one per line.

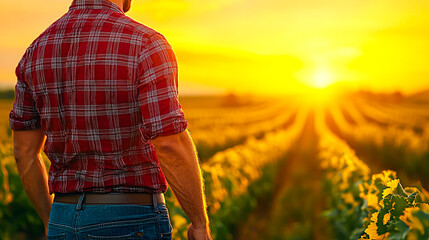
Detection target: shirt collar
<box><xmin>69</xmin><ymin>0</ymin><xmax>124</xmax><ymax>14</ymax></box>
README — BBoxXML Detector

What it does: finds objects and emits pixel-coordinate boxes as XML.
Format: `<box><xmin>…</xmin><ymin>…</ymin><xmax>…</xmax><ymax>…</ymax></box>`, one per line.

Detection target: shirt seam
<box><xmin>136</xmin><ymin>33</ymin><xmax>165</xmax><ymax>85</ymax></box>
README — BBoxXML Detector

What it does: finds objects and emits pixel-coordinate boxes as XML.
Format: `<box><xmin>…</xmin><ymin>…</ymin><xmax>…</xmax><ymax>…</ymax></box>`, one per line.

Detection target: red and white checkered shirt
<box><xmin>9</xmin><ymin>0</ymin><xmax>187</xmax><ymax>194</ymax></box>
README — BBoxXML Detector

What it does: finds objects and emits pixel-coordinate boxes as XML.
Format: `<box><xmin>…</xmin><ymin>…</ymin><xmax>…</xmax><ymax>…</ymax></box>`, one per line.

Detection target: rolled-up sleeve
<box><xmin>9</xmin><ymin>65</ymin><xmax>41</xmax><ymax>131</ymax></box>
<box><xmin>137</xmin><ymin>33</ymin><xmax>187</xmax><ymax>140</ymax></box>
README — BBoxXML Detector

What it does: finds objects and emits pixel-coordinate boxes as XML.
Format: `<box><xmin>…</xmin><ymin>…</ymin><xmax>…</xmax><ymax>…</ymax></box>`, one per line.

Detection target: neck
<box><xmin>106</xmin><ymin>0</ymin><xmax>124</xmax><ymax>11</ymax></box>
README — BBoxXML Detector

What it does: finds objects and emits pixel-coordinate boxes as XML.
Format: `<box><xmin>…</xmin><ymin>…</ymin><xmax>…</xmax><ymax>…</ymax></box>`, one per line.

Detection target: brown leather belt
<box><xmin>54</xmin><ymin>192</ymin><xmax>165</xmax><ymax>205</ymax></box>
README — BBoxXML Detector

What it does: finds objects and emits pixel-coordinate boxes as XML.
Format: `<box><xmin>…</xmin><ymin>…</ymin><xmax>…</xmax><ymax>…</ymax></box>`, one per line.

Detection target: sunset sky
<box><xmin>1</xmin><ymin>0</ymin><xmax>428</xmax><ymax>95</ymax></box>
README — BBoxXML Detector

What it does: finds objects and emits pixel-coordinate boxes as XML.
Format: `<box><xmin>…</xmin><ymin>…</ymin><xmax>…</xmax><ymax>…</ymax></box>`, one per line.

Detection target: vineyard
<box><xmin>1</xmin><ymin>91</ymin><xmax>429</xmax><ymax>239</ymax></box>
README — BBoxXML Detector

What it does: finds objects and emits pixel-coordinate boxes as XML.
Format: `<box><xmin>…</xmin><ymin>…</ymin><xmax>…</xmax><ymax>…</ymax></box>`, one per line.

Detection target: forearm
<box><xmin>15</xmin><ymin>153</ymin><xmax>53</xmax><ymax>227</ymax></box>
<box><xmin>154</xmin><ymin>131</ymin><xmax>209</xmax><ymax>228</ymax></box>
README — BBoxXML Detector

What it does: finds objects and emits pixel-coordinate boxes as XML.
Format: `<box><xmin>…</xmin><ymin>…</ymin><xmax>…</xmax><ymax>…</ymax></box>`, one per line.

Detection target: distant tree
<box><xmin>221</xmin><ymin>92</ymin><xmax>240</xmax><ymax>107</ymax></box>
<box><xmin>0</xmin><ymin>89</ymin><xmax>14</xmax><ymax>99</ymax></box>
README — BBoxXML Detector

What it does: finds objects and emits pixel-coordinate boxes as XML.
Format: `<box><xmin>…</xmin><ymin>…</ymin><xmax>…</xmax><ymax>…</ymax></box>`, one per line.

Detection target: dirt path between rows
<box><xmin>236</xmin><ymin>109</ymin><xmax>329</xmax><ymax>240</ymax></box>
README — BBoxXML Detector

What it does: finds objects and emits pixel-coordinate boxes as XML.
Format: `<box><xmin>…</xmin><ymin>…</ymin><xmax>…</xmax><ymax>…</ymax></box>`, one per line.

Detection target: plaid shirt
<box><xmin>9</xmin><ymin>0</ymin><xmax>187</xmax><ymax>194</ymax></box>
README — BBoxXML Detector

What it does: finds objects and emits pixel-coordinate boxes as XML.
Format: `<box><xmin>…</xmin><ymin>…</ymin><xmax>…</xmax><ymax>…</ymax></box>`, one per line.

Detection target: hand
<box><xmin>187</xmin><ymin>223</ymin><xmax>213</xmax><ymax>240</ymax></box>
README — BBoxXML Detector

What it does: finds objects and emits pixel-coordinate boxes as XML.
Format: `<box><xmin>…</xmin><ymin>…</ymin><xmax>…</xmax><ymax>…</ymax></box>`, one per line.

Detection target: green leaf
<box><xmin>376</xmin><ymin>209</ymin><xmax>390</xmax><ymax>235</ymax></box>
<box><xmin>392</xmin><ymin>219</ymin><xmax>409</xmax><ymax>233</ymax></box>
<box><xmin>413</xmin><ymin>211</ymin><xmax>429</xmax><ymax>236</ymax></box>
<box><xmin>396</xmin><ymin>182</ymin><xmax>408</xmax><ymax>198</ymax></box>
<box><xmin>349</xmin><ymin>228</ymin><xmax>366</xmax><ymax>240</ymax></box>
<box><xmin>390</xmin><ymin>195</ymin><xmax>409</xmax><ymax>218</ymax></box>
<box><xmin>406</xmin><ymin>192</ymin><xmax>418</xmax><ymax>205</ymax></box>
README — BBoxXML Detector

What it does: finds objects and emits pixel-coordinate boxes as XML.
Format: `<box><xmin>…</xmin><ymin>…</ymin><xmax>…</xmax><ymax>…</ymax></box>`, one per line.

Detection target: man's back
<box><xmin>10</xmin><ymin>0</ymin><xmax>187</xmax><ymax>194</ymax></box>
<box><xmin>10</xmin><ymin>1</ymin><xmax>211</xmax><ymax>239</ymax></box>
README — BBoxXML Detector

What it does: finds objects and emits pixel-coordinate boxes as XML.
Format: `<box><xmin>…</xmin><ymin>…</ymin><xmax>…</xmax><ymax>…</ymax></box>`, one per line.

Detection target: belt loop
<box><xmin>76</xmin><ymin>192</ymin><xmax>86</xmax><ymax>211</ymax></box>
<box><xmin>152</xmin><ymin>193</ymin><xmax>159</xmax><ymax>213</ymax></box>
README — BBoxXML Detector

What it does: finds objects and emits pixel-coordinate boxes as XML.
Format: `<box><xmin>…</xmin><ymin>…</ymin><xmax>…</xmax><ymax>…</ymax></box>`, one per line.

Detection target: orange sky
<box><xmin>1</xmin><ymin>0</ymin><xmax>429</xmax><ymax>95</ymax></box>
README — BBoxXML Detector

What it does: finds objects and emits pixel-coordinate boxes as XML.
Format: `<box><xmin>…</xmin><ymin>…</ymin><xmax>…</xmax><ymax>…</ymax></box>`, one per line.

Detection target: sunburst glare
<box><xmin>312</xmin><ymin>69</ymin><xmax>335</xmax><ymax>89</ymax></box>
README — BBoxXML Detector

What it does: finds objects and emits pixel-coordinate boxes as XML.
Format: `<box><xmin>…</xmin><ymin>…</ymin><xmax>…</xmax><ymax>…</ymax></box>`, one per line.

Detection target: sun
<box><xmin>295</xmin><ymin>67</ymin><xmax>341</xmax><ymax>106</ymax></box>
<box><xmin>311</xmin><ymin>69</ymin><xmax>336</xmax><ymax>89</ymax></box>
<box><xmin>296</xmin><ymin>67</ymin><xmax>338</xmax><ymax>90</ymax></box>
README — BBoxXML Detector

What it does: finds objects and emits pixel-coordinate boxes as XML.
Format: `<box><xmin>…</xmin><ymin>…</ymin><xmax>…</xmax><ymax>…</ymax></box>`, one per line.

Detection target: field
<box><xmin>1</xmin><ymin>91</ymin><xmax>429</xmax><ymax>240</ymax></box>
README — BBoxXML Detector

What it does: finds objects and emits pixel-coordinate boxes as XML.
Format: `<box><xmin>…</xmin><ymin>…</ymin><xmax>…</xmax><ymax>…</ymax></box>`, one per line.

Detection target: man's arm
<box><xmin>152</xmin><ymin>129</ymin><xmax>212</xmax><ymax>239</ymax></box>
<box><xmin>12</xmin><ymin>128</ymin><xmax>53</xmax><ymax>235</ymax></box>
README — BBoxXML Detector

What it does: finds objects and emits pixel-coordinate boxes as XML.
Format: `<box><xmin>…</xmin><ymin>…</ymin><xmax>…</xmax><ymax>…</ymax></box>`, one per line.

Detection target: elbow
<box><xmin>152</xmin><ymin>130</ymin><xmax>187</xmax><ymax>150</ymax></box>
<box><xmin>13</xmin><ymin>151</ymin><xmax>27</xmax><ymax>164</ymax></box>
<box><xmin>153</xmin><ymin>141</ymin><xmax>182</xmax><ymax>168</ymax></box>
<box><xmin>13</xmin><ymin>146</ymin><xmax>37</xmax><ymax>164</ymax></box>
<box><xmin>152</xmin><ymin>130</ymin><xmax>191</xmax><ymax>159</ymax></box>
<box><xmin>12</xmin><ymin>128</ymin><xmax>46</xmax><ymax>162</ymax></box>
<box><xmin>153</xmin><ymin>137</ymin><xmax>182</xmax><ymax>156</ymax></box>
<box><xmin>13</xmin><ymin>147</ymin><xmax>42</xmax><ymax>181</ymax></box>
<box><xmin>13</xmin><ymin>147</ymin><xmax>25</xmax><ymax>162</ymax></box>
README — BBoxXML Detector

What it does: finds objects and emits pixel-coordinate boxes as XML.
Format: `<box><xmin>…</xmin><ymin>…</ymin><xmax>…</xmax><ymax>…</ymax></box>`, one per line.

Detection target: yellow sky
<box><xmin>1</xmin><ymin>0</ymin><xmax>429</xmax><ymax>95</ymax></box>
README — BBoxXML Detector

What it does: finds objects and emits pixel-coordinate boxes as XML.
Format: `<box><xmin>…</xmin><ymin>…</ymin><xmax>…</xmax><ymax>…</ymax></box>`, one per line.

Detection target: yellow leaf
<box><xmin>399</xmin><ymin>207</ymin><xmax>425</xmax><ymax>235</ymax></box>
<box><xmin>382</xmin><ymin>179</ymin><xmax>400</xmax><ymax>198</ymax></box>
<box><xmin>364</xmin><ymin>212</ymin><xmax>390</xmax><ymax>239</ymax></box>
<box><xmin>383</xmin><ymin>212</ymin><xmax>391</xmax><ymax>225</ymax></box>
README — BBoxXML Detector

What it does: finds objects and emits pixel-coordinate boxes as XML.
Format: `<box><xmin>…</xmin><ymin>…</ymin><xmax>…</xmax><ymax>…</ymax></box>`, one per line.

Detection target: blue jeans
<box><xmin>47</xmin><ymin>193</ymin><xmax>173</xmax><ymax>240</ymax></box>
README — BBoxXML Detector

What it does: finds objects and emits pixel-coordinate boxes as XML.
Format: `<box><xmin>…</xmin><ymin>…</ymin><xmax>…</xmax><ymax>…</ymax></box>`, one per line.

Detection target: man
<box><xmin>9</xmin><ymin>0</ymin><xmax>212</xmax><ymax>239</ymax></box>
